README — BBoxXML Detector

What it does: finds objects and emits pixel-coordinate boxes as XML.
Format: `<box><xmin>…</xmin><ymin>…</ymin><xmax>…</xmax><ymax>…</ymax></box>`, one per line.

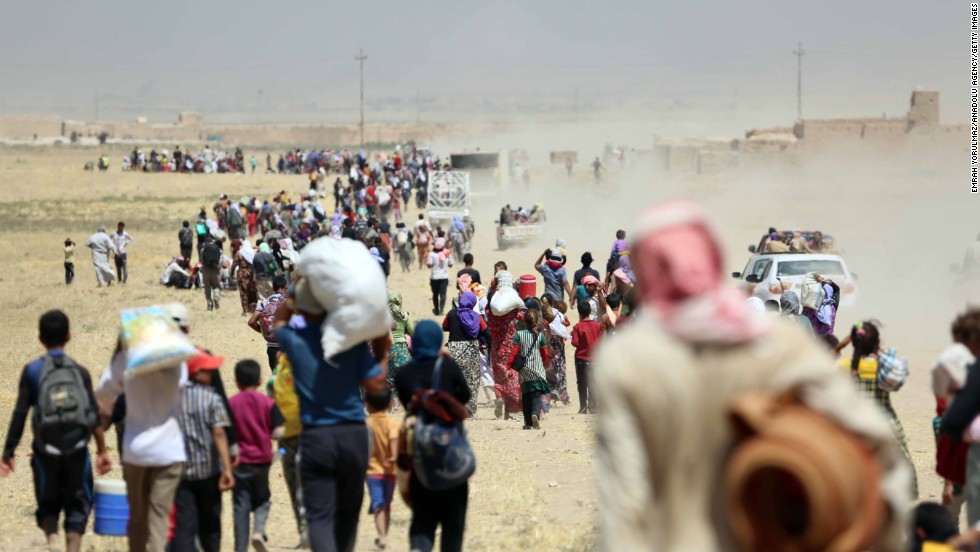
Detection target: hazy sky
<box><xmin>0</xmin><ymin>0</ymin><xmax>965</xmax><ymax>125</ymax></box>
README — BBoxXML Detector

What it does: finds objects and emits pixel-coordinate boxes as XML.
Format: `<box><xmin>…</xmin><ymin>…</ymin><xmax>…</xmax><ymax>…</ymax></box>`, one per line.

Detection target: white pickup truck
<box><xmin>496</xmin><ymin>222</ymin><xmax>544</xmax><ymax>250</ymax></box>
<box><xmin>732</xmin><ymin>253</ymin><xmax>859</xmax><ymax>309</ymax></box>
<box><xmin>426</xmin><ymin>170</ymin><xmax>470</xmax><ymax>225</ymax></box>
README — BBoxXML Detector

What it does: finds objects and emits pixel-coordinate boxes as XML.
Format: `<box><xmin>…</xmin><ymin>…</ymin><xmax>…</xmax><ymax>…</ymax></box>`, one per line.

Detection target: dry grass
<box><xmin>0</xmin><ymin>147</ymin><xmax>597</xmax><ymax>551</ymax></box>
<box><xmin>0</xmin><ymin>140</ymin><xmax>957</xmax><ymax>550</ymax></box>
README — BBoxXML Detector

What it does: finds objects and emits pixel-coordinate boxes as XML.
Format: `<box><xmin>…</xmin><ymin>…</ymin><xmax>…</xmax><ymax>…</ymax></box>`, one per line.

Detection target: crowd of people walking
<box><xmin>26</xmin><ymin>161</ymin><xmax>973</xmax><ymax>551</ymax></box>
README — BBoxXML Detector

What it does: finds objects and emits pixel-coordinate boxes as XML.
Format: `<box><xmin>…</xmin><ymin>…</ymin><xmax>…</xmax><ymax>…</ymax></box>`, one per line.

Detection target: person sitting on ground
<box><xmin>161</xmin><ymin>256</ymin><xmax>192</xmax><ymax>288</ymax></box>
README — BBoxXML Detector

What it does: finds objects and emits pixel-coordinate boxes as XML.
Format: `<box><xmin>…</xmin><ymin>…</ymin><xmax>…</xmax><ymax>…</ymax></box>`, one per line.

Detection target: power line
<box><xmin>355</xmin><ymin>48</ymin><xmax>367</xmax><ymax>147</ymax></box>
<box><xmin>794</xmin><ymin>42</ymin><xmax>805</xmax><ymax>121</ymax></box>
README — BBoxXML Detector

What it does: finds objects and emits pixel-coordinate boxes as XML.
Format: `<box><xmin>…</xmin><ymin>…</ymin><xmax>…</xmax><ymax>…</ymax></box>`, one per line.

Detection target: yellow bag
<box><xmin>273</xmin><ymin>353</ymin><xmax>302</xmax><ymax>439</ymax></box>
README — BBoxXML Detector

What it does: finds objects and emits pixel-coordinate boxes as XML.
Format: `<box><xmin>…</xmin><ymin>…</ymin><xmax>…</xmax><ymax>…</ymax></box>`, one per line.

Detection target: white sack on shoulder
<box><xmin>800</xmin><ymin>272</ymin><xmax>823</xmax><ymax>311</ymax></box>
<box><xmin>490</xmin><ymin>288</ymin><xmax>523</xmax><ymax>316</ymax></box>
<box><xmin>297</xmin><ymin>237</ymin><xmax>392</xmax><ymax>360</ymax></box>
<box><xmin>932</xmin><ymin>342</ymin><xmax>975</xmax><ymax>399</ymax></box>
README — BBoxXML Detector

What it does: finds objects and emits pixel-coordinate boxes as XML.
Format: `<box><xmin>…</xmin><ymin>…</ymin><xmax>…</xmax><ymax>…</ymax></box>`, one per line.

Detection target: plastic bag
<box><xmin>296</xmin><ymin>237</ymin><xmax>392</xmax><ymax>360</ymax></box>
<box><xmin>119</xmin><ymin>306</ymin><xmax>197</xmax><ymax>376</ymax></box>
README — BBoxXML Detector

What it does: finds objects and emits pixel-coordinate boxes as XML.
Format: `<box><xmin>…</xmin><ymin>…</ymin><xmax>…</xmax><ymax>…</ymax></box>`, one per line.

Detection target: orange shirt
<box><xmin>366</xmin><ymin>411</ymin><xmax>400</xmax><ymax>476</ymax></box>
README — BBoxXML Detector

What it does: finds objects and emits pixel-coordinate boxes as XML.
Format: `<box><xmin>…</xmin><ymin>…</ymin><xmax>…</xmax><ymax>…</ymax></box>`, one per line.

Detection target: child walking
<box><xmin>64</xmin><ymin>238</ymin><xmax>75</xmax><ymax>285</ymax></box>
<box><xmin>365</xmin><ymin>388</ymin><xmax>400</xmax><ymax>550</ymax></box>
<box><xmin>0</xmin><ymin>310</ymin><xmax>111</xmax><ymax>552</ymax></box>
<box><xmin>478</xmin><ymin>345</ymin><xmax>495</xmax><ymax>404</ymax></box>
<box><xmin>571</xmin><ymin>301</ymin><xmax>601</xmax><ymax>414</ymax></box>
<box><xmin>174</xmin><ymin>349</ymin><xmax>235</xmax><ymax>552</ymax></box>
<box><xmin>229</xmin><ymin>359</ymin><xmax>285</xmax><ymax>552</ymax></box>
<box><xmin>511</xmin><ymin>309</ymin><xmax>551</xmax><ymax>430</ymax></box>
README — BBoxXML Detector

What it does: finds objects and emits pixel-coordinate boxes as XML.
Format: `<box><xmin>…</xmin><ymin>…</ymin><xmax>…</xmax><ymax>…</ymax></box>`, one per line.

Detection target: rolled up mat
<box><xmin>725</xmin><ymin>392</ymin><xmax>887</xmax><ymax>552</ymax></box>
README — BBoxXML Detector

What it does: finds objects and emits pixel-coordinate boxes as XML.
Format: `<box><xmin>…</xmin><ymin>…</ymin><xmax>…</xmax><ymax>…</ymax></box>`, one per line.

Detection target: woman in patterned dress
<box><xmin>487</xmin><ymin>270</ymin><xmax>523</xmax><ymax>419</ymax></box>
<box><xmin>231</xmin><ymin>239</ymin><xmax>257</xmax><ymax>315</ymax></box>
<box><xmin>839</xmin><ymin>320</ymin><xmax>917</xmax><ymax>497</ymax></box>
<box><xmin>543</xmin><ymin>299</ymin><xmax>571</xmax><ymax>405</ymax></box>
<box><xmin>510</xmin><ymin>308</ymin><xmax>551</xmax><ymax>429</ymax></box>
<box><xmin>388</xmin><ymin>292</ymin><xmax>414</xmax><ymax>395</ymax></box>
<box><xmin>443</xmin><ymin>292</ymin><xmax>490</xmax><ymax>417</ymax></box>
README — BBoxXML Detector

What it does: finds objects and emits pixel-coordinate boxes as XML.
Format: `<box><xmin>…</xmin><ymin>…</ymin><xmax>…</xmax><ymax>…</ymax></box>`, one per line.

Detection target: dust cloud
<box><xmin>434</xmin><ymin>118</ymin><xmax>967</xmax><ymax>356</ymax></box>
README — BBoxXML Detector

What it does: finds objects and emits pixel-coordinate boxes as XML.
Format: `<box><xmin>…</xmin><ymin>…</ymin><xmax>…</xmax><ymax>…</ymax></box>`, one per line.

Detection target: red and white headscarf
<box><xmin>630</xmin><ymin>199</ymin><xmax>769</xmax><ymax>345</ymax></box>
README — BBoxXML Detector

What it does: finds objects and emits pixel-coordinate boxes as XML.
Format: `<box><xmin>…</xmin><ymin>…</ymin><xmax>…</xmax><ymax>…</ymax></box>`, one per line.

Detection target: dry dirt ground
<box><xmin>0</xmin><ymin>142</ymin><xmax>965</xmax><ymax>550</ymax></box>
<box><xmin>0</xmin><ymin>147</ymin><xmax>598</xmax><ymax>552</ymax></box>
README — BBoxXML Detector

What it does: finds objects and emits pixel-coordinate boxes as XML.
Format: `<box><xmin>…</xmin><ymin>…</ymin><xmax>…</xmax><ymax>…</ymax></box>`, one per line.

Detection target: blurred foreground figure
<box><xmin>595</xmin><ymin>200</ymin><xmax>911</xmax><ymax>552</ymax></box>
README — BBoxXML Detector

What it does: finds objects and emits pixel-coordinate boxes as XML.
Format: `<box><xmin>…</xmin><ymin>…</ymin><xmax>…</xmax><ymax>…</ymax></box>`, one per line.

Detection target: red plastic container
<box><xmin>517</xmin><ymin>274</ymin><xmax>537</xmax><ymax>300</ymax></box>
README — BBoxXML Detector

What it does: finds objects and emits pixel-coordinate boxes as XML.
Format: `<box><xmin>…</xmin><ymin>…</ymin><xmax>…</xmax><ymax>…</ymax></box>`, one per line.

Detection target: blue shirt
<box><xmin>535</xmin><ymin>264</ymin><xmax>568</xmax><ymax>301</ymax></box>
<box><xmin>276</xmin><ymin>325</ymin><xmax>381</xmax><ymax>427</ymax></box>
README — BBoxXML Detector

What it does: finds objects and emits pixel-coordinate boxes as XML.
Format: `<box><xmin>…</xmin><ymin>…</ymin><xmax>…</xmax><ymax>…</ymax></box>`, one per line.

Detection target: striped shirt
<box><xmin>178</xmin><ymin>382</ymin><xmax>230</xmax><ymax>481</ymax></box>
<box><xmin>512</xmin><ymin>329</ymin><xmax>548</xmax><ymax>385</ymax></box>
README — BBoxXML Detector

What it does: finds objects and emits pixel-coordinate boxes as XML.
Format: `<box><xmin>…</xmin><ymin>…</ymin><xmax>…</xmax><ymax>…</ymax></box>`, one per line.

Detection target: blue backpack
<box><xmin>412</xmin><ymin>358</ymin><xmax>476</xmax><ymax>490</ymax></box>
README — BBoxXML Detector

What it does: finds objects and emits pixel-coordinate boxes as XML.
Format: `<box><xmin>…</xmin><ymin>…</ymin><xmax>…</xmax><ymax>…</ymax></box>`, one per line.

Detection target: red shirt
<box><xmin>229</xmin><ymin>391</ymin><xmax>282</xmax><ymax>465</ymax></box>
<box><xmin>936</xmin><ymin>396</ymin><xmax>968</xmax><ymax>485</ymax></box>
<box><xmin>571</xmin><ymin>320</ymin><xmax>602</xmax><ymax>361</ymax></box>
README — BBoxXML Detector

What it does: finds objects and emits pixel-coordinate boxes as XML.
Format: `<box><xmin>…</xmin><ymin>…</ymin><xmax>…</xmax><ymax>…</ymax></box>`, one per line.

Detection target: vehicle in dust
<box><xmin>496</xmin><ymin>221</ymin><xmax>545</xmax><ymax>250</ymax></box>
<box><xmin>732</xmin><ymin>253</ymin><xmax>859</xmax><ymax>309</ymax></box>
<box><xmin>426</xmin><ymin>170</ymin><xmax>470</xmax><ymax>227</ymax></box>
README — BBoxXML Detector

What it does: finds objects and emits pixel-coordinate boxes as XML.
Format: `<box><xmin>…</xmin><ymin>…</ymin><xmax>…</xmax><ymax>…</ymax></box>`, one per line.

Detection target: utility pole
<box><xmin>355</xmin><ymin>48</ymin><xmax>367</xmax><ymax>147</ymax></box>
<box><xmin>94</xmin><ymin>89</ymin><xmax>99</xmax><ymax>122</ymax></box>
<box><xmin>793</xmin><ymin>42</ymin><xmax>805</xmax><ymax>121</ymax></box>
<box><xmin>416</xmin><ymin>89</ymin><xmax>420</xmax><ymax>124</ymax></box>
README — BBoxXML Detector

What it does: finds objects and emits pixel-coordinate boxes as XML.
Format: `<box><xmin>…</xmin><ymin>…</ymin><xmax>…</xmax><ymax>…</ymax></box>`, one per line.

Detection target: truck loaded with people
<box><xmin>496</xmin><ymin>203</ymin><xmax>546</xmax><ymax>250</ymax></box>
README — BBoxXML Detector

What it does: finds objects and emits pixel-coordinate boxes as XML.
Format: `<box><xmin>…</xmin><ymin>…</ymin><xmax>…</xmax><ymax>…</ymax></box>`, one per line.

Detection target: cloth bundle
<box><xmin>296</xmin><ymin>237</ymin><xmax>392</xmax><ymax>360</ymax></box>
<box><xmin>119</xmin><ymin>306</ymin><xmax>197</xmax><ymax>376</ymax></box>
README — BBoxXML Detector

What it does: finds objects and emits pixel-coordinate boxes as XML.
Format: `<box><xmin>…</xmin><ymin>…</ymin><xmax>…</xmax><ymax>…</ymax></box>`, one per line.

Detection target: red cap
<box><xmin>187</xmin><ymin>348</ymin><xmax>224</xmax><ymax>376</ymax></box>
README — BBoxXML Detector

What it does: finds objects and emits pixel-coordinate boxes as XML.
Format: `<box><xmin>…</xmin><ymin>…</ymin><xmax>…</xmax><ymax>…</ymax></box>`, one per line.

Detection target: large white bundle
<box><xmin>800</xmin><ymin>272</ymin><xmax>823</xmax><ymax>310</ymax></box>
<box><xmin>490</xmin><ymin>288</ymin><xmax>523</xmax><ymax>316</ymax></box>
<box><xmin>297</xmin><ymin>237</ymin><xmax>392</xmax><ymax>360</ymax></box>
<box><xmin>932</xmin><ymin>342</ymin><xmax>974</xmax><ymax>399</ymax></box>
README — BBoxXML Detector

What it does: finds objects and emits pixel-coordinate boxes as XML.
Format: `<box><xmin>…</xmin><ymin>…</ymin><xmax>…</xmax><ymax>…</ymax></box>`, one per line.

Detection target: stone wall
<box><xmin>0</xmin><ymin>116</ymin><xmax>62</xmax><ymax>140</ymax></box>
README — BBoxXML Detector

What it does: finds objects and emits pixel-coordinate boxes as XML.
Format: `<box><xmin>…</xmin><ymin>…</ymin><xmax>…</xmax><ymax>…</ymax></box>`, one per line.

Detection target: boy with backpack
<box><xmin>201</xmin><ymin>240</ymin><xmax>223</xmax><ymax>311</ymax></box>
<box><xmin>1</xmin><ymin>310</ymin><xmax>112</xmax><ymax>552</ymax></box>
<box><xmin>394</xmin><ymin>222</ymin><xmax>415</xmax><ymax>273</ymax></box>
<box><xmin>178</xmin><ymin>220</ymin><xmax>194</xmax><ymax>261</ymax></box>
<box><xmin>248</xmin><ymin>275</ymin><xmax>289</xmax><ymax>373</ymax></box>
<box><xmin>229</xmin><ymin>359</ymin><xmax>285</xmax><ymax>552</ymax></box>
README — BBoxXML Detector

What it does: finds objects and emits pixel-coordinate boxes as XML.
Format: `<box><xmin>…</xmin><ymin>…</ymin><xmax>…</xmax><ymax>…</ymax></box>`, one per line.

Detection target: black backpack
<box><xmin>33</xmin><ymin>356</ymin><xmax>97</xmax><ymax>454</ymax></box>
<box><xmin>606</xmin><ymin>253</ymin><xmax>619</xmax><ymax>274</ymax></box>
<box><xmin>202</xmin><ymin>242</ymin><xmax>222</xmax><ymax>268</ymax></box>
<box><xmin>178</xmin><ymin>227</ymin><xmax>194</xmax><ymax>249</ymax></box>
<box><xmin>227</xmin><ymin>206</ymin><xmax>243</xmax><ymax>226</ymax></box>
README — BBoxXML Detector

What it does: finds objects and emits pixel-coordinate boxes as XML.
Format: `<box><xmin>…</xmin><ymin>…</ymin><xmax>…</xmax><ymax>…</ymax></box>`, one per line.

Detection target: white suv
<box><xmin>732</xmin><ymin>253</ymin><xmax>859</xmax><ymax>309</ymax></box>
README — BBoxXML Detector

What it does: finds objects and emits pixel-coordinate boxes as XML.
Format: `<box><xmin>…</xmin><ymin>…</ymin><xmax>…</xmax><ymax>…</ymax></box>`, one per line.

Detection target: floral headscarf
<box><xmin>389</xmin><ymin>291</ymin><xmax>409</xmax><ymax>324</ymax></box>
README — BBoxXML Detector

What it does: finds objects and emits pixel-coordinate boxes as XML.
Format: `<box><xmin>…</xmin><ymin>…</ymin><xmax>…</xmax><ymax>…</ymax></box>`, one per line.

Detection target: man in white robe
<box><xmin>85</xmin><ymin>225</ymin><xmax>116</xmax><ymax>287</ymax></box>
